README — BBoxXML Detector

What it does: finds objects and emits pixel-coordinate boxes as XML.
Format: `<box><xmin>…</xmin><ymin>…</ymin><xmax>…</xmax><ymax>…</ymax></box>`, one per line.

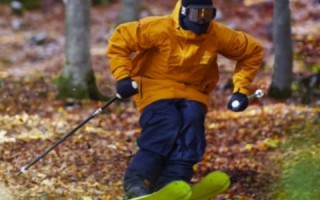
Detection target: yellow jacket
<box><xmin>107</xmin><ymin>0</ymin><xmax>264</xmax><ymax>111</ymax></box>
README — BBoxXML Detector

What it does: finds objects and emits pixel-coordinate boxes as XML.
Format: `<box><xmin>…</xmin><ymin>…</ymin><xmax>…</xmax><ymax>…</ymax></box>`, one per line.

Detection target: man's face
<box><xmin>181</xmin><ymin>5</ymin><xmax>216</xmax><ymax>25</ymax></box>
<box><xmin>180</xmin><ymin>4</ymin><xmax>216</xmax><ymax>35</ymax></box>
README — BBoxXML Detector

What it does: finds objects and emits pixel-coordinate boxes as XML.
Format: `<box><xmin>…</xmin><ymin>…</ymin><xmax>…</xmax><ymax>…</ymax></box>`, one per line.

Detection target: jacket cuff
<box><xmin>113</xmin><ymin>68</ymin><xmax>130</xmax><ymax>81</ymax></box>
<box><xmin>233</xmin><ymin>87</ymin><xmax>251</xmax><ymax>95</ymax></box>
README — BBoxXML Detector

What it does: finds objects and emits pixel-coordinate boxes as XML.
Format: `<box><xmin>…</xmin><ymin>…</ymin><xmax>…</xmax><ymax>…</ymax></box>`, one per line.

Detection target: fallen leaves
<box><xmin>0</xmin><ymin>183</ymin><xmax>14</xmax><ymax>200</ymax></box>
<box><xmin>243</xmin><ymin>0</ymin><xmax>272</xmax><ymax>7</ymax></box>
<box><xmin>194</xmin><ymin>103</ymin><xmax>319</xmax><ymax>199</ymax></box>
<box><xmin>0</xmin><ymin>1</ymin><xmax>319</xmax><ymax>199</ymax></box>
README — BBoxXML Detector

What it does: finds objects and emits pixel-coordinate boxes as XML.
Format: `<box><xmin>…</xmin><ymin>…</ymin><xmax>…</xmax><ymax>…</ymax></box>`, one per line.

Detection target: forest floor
<box><xmin>0</xmin><ymin>1</ymin><xmax>320</xmax><ymax>200</ymax></box>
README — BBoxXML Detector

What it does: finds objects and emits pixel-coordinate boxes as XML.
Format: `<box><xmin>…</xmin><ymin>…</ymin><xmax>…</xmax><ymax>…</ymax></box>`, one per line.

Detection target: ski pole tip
<box><xmin>18</xmin><ymin>166</ymin><xmax>27</xmax><ymax>176</ymax></box>
<box><xmin>255</xmin><ymin>89</ymin><xmax>264</xmax><ymax>98</ymax></box>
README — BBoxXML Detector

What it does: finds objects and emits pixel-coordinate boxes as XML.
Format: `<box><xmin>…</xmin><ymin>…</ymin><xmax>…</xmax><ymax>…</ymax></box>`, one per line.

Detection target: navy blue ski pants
<box><xmin>123</xmin><ymin>99</ymin><xmax>207</xmax><ymax>191</ymax></box>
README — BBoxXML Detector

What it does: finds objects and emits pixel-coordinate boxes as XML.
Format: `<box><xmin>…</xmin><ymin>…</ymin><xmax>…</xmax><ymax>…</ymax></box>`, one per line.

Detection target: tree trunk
<box><xmin>268</xmin><ymin>0</ymin><xmax>293</xmax><ymax>99</ymax></box>
<box><xmin>56</xmin><ymin>0</ymin><xmax>104</xmax><ymax>100</ymax></box>
<box><xmin>117</xmin><ymin>0</ymin><xmax>140</xmax><ymax>24</ymax></box>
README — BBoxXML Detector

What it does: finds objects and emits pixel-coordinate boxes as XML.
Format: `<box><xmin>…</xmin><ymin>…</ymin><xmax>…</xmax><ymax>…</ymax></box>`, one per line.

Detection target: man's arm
<box><xmin>107</xmin><ymin>21</ymin><xmax>151</xmax><ymax>81</ymax></box>
<box><xmin>218</xmin><ymin>26</ymin><xmax>264</xmax><ymax>95</ymax></box>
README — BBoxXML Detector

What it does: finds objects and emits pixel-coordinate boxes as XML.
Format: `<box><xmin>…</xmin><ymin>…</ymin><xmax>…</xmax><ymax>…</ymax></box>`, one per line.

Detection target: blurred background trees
<box><xmin>268</xmin><ymin>0</ymin><xmax>293</xmax><ymax>99</ymax></box>
<box><xmin>117</xmin><ymin>0</ymin><xmax>140</xmax><ymax>24</ymax></box>
<box><xmin>1</xmin><ymin>0</ymin><xmax>319</xmax><ymax>104</ymax></box>
<box><xmin>55</xmin><ymin>0</ymin><xmax>104</xmax><ymax>100</ymax></box>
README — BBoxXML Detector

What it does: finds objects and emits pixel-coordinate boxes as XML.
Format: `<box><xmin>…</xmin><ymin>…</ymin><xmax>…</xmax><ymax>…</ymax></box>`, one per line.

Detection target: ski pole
<box><xmin>17</xmin><ymin>95</ymin><xmax>118</xmax><ymax>176</ymax></box>
<box><xmin>231</xmin><ymin>89</ymin><xmax>264</xmax><ymax>109</ymax></box>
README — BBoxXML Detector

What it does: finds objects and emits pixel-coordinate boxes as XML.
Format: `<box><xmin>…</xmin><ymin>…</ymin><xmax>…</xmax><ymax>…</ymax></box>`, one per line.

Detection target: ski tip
<box><xmin>207</xmin><ymin>171</ymin><xmax>230</xmax><ymax>184</ymax></box>
<box><xmin>190</xmin><ymin>171</ymin><xmax>231</xmax><ymax>200</ymax></box>
<box><xmin>165</xmin><ymin>180</ymin><xmax>191</xmax><ymax>192</ymax></box>
<box><xmin>129</xmin><ymin>181</ymin><xmax>192</xmax><ymax>200</ymax></box>
<box><xmin>168</xmin><ymin>181</ymin><xmax>192</xmax><ymax>200</ymax></box>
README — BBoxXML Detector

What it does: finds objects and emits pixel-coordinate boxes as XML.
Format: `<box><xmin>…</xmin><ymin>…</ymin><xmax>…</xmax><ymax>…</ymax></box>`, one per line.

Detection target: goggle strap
<box><xmin>181</xmin><ymin>5</ymin><xmax>216</xmax><ymax>17</ymax></box>
<box><xmin>181</xmin><ymin>6</ymin><xmax>187</xmax><ymax>16</ymax></box>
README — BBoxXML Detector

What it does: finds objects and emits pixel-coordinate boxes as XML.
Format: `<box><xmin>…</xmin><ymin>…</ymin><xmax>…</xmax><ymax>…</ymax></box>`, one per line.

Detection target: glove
<box><xmin>116</xmin><ymin>77</ymin><xmax>138</xmax><ymax>99</ymax></box>
<box><xmin>227</xmin><ymin>92</ymin><xmax>248</xmax><ymax>112</ymax></box>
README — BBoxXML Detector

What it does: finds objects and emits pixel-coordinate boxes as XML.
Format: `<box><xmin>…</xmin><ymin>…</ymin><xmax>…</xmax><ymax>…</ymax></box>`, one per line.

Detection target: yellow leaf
<box><xmin>244</xmin><ymin>0</ymin><xmax>271</xmax><ymax>6</ymax></box>
<box><xmin>257</xmin><ymin>141</ymin><xmax>268</xmax><ymax>151</ymax></box>
<box><xmin>193</xmin><ymin>164</ymin><xmax>199</xmax><ymax>172</ymax></box>
<box><xmin>102</xmin><ymin>195</ymin><xmax>111</xmax><ymax>200</ymax></box>
<box><xmin>245</xmin><ymin>144</ymin><xmax>254</xmax><ymax>151</ymax></box>
<box><xmin>0</xmin><ymin>71</ymin><xmax>8</xmax><ymax>78</ymax></box>
<box><xmin>266</xmin><ymin>138</ymin><xmax>279</xmax><ymax>148</ymax></box>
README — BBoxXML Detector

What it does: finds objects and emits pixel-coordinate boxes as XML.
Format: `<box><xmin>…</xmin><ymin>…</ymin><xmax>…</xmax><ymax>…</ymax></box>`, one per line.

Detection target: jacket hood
<box><xmin>171</xmin><ymin>0</ymin><xmax>182</xmax><ymax>30</ymax></box>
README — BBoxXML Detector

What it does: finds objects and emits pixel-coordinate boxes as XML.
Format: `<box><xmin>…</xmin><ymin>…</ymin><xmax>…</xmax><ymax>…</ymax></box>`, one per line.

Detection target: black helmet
<box><xmin>180</xmin><ymin>0</ymin><xmax>216</xmax><ymax>35</ymax></box>
<box><xmin>182</xmin><ymin>0</ymin><xmax>212</xmax><ymax>6</ymax></box>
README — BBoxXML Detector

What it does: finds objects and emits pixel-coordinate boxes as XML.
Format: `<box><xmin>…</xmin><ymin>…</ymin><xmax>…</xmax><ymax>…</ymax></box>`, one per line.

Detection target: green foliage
<box><xmin>270</xmin><ymin>120</ymin><xmax>320</xmax><ymax>200</ymax></box>
<box><xmin>92</xmin><ymin>0</ymin><xmax>111</xmax><ymax>6</ymax></box>
<box><xmin>20</xmin><ymin>0</ymin><xmax>40</xmax><ymax>10</ymax></box>
<box><xmin>0</xmin><ymin>59</ymin><xmax>12</xmax><ymax>67</ymax></box>
<box><xmin>2</xmin><ymin>0</ymin><xmax>40</xmax><ymax>14</ymax></box>
<box><xmin>284</xmin><ymin>156</ymin><xmax>320</xmax><ymax>200</ymax></box>
<box><xmin>1</xmin><ymin>0</ymin><xmax>11</xmax><ymax>4</ymax></box>
<box><xmin>311</xmin><ymin>64</ymin><xmax>320</xmax><ymax>73</ymax></box>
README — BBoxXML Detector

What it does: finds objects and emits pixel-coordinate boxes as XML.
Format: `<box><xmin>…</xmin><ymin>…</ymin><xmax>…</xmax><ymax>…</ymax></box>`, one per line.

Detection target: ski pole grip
<box><xmin>116</xmin><ymin>81</ymin><xmax>138</xmax><ymax>99</ymax></box>
<box><xmin>231</xmin><ymin>89</ymin><xmax>264</xmax><ymax>109</ymax></box>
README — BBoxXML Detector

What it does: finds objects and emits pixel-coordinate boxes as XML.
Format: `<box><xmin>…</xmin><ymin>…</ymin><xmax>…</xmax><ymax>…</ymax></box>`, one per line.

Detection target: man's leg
<box><xmin>123</xmin><ymin>100</ymin><xmax>182</xmax><ymax>198</ymax></box>
<box><xmin>154</xmin><ymin>100</ymin><xmax>206</xmax><ymax>189</ymax></box>
<box><xmin>123</xmin><ymin>150</ymin><xmax>164</xmax><ymax>198</ymax></box>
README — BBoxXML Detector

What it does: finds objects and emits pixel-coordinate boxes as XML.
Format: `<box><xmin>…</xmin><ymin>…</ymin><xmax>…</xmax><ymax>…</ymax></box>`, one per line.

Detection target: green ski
<box><xmin>189</xmin><ymin>171</ymin><xmax>230</xmax><ymax>200</ymax></box>
<box><xmin>129</xmin><ymin>181</ymin><xmax>192</xmax><ymax>200</ymax></box>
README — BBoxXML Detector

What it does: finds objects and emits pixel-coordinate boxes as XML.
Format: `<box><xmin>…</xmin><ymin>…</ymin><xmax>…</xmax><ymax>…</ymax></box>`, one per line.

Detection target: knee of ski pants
<box><xmin>168</xmin><ymin>100</ymin><xmax>207</xmax><ymax>163</ymax></box>
<box><xmin>137</xmin><ymin>100</ymin><xmax>182</xmax><ymax>157</ymax></box>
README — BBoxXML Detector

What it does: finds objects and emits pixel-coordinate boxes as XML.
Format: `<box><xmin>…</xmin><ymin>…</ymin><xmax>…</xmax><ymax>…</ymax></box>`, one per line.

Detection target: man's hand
<box><xmin>116</xmin><ymin>77</ymin><xmax>138</xmax><ymax>99</ymax></box>
<box><xmin>227</xmin><ymin>92</ymin><xmax>248</xmax><ymax>112</ymax></box>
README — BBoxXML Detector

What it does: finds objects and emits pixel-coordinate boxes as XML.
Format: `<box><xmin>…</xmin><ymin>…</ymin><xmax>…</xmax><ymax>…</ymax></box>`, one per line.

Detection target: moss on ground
<box><xmin>55</xmin><ymin>70</ymin><xmax>107</xmax><ymax>101</ymax></box>
<box><xmin>270</xmin><ymin>118</ymin><xmax>320</xmax><ymax>200</ymax></box>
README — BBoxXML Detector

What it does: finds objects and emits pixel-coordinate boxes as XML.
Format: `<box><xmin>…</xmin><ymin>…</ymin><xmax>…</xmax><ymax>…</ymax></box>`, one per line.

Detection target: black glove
<box><xmin>116</xmin><ymin>77</ymin><xmax>138</xmax><ymax>99</ymax></box>
<box><xmin>227</xmin><ymin>92</ymin><xmax>249</xmax><ymax>112</ymax></box>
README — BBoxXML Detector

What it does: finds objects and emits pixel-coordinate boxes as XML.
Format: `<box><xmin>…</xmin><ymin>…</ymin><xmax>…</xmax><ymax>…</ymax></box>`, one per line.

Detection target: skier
<box><xmin>107</xmin><ymin>0</ymin><xmax>264</xmax><ymax>199</ymax></box>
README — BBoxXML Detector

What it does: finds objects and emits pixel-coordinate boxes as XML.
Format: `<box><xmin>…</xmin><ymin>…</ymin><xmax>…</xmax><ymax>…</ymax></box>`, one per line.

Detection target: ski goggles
<box><xmin>181</xmin><ymin>5</ymin><xmax>216</xmax><ymax>24</ymax></box>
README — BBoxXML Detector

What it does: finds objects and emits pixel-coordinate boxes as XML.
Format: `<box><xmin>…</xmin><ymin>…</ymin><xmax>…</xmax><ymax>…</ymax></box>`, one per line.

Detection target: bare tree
<box><xmin>268</xmin><ymin>0</ymin><xmax>293</xmax><ymax>98</ymax></box>
<box><xmin>117</xmin><ymin>0</ymin><xmax>140</xmax><ymax>24</ymax></box>
<box><xmin>56</xmin><ymin>0</ymin><xmax>103</xmax><ymax>100</ymax></box>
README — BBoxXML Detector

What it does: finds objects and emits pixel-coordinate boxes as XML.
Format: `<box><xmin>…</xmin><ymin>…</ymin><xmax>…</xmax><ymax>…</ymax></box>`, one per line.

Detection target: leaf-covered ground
<box><xmin>1</xmin><ymin>74</ymin><xmax>319</xmax><ymax>200</ymax></box>
<box><xmin>0</xmin><ymin>1</ymin><xmax>320</xmax><ymax>200</ymax></box>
